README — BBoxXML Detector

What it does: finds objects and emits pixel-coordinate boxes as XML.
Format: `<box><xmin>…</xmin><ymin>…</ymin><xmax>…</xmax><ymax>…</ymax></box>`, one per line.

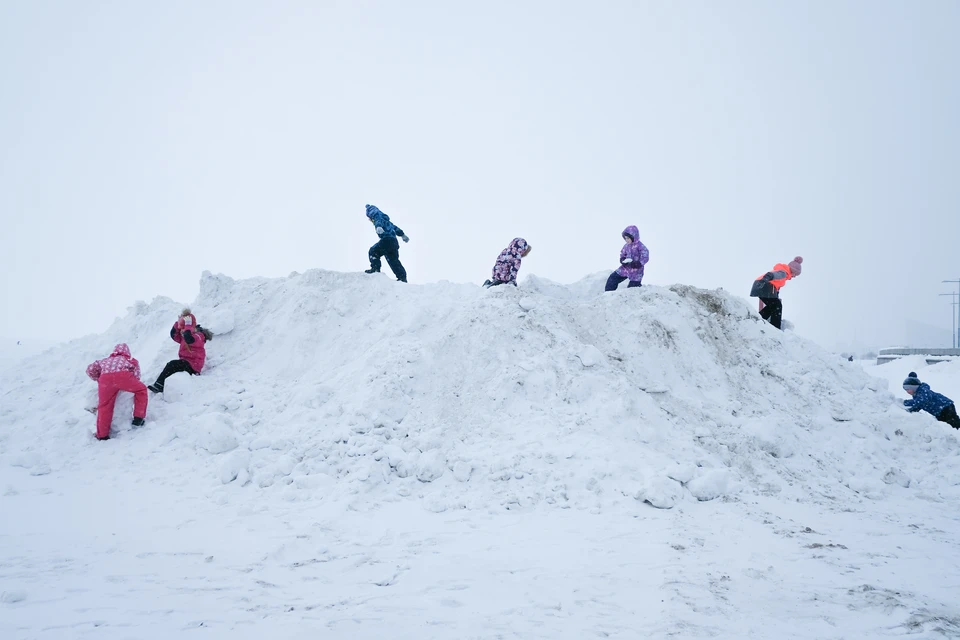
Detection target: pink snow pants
<box><xmin>96</xmin><ymin>372</ymin><xmax>147</xmax><ymax>439</ymax></box>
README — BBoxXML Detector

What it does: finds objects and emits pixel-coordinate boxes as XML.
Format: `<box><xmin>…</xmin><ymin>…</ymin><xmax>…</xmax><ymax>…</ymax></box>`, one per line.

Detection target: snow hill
<box><xmin>4</xmin><ymin>270</ymin><xmax>958</xmax><ymax>508</ymax></box>
<box><xmin>3</xmin><ymin>270</ymin><xmax>960</xmax><ymax>638</ymax></box>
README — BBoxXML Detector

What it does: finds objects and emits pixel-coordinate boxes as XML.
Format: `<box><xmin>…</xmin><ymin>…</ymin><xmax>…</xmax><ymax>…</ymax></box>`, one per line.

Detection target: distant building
<box><xmin>876</xmin><ymin>347</ymin><xmax>960</xmax><ymax>365</ymax></box>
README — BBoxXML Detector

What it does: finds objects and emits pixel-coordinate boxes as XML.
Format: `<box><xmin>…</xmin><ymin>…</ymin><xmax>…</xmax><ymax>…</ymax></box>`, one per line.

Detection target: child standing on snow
<box><xmin>147</xmin><ymin>309</ymin><xmax>212</xmax><ymax>393</ymax></box>
<box><xmin>484</xmin><ymin>238</ymin><xmax>531</xmax><ymax>288</ymax></box>
<box><xmin>902</xmin><ymin>372</ymin><xmax>960</xmax><ymax>429</ymax></box>
<box><xmin>364</xmin><ymin>204</ymin><xmax>409</xmax><ymax>282</ymax></box>
<box><xmin>750</xmin><ymin>257</ymin><xmax>802</xmax><ymax>330</ymax></box>
<box><xmin>86</xmin><ymin>343</ymin><xmax>148</xmax><ymax>440</ymax></box>
<box><xmin>605</xmin><ymin>226</ymin><xmax>649</xmax><ymax>291</ymax></box>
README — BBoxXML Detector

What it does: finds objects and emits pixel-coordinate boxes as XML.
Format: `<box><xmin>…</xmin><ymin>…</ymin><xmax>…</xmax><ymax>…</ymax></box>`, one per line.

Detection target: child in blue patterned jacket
<box><xmin>902</xmin><ymin>372</ymin><xmax>960</xmax><ymax>429</ymax></box>
<box><xmin>364</xmin><ymin>204</ymin><xmax>409</xmax><ymax>282</ymax></box>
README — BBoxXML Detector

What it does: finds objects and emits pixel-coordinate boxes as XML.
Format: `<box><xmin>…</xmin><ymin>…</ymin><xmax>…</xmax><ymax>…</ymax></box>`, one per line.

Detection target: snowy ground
<box><xmin>2</xmin><ymin>270</ymin><xmax>960</xmax><ymax>639</ymax></box>
<box><xmin>0</xmin><ymin>338</ymin><xmax>58</xmax><ymax>375</ymax></box>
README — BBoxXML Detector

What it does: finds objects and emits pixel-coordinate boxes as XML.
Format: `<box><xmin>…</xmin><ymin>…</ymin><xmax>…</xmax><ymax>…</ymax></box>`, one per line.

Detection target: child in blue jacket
<box><xmin>364</xmin><ymin>204</ymin><xmax>409</xmax><ymax>282</ymax></box>
<box><xmin>902</xmin><ymin>372</ymin><xmax>960</xmax><ymax>429</ymax></box>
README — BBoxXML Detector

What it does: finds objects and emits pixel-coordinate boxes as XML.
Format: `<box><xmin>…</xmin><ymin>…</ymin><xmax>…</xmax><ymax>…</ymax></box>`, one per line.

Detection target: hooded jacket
<box><xmin>365</xmin><ymin>204</ymin><xmax>405</xmax><ymax>240</ymax></box>
<box><xmin>491</xmin><ymin>238</ymin><xmax>529</xmax><ymax>285</ymax></box>
<box><xmin>615</xmin><ymin>226</ymin><xmax>650</xmax><ymax>282</ymax></box>
<box><xmin>904</xmin><ymin>383</ymin><xmax>954</xmax><ymax>417</ymax></box>
<box><xmin>171</xmin><ymin>323</ymin><xmax>207</xmax><ymax>373</ymax></box>
<box><xmin>750</xmin><ymin>263</ymin><xmax>794</xmax><ymax>299</ymax></box>
<box><xmin>86</xmin><ymin>343</ymin><xmax>141</xmax><ymax>381</ymax></box>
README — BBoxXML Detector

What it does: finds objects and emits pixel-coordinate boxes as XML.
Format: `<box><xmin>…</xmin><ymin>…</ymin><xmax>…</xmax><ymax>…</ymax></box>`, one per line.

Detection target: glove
<box><xmin>376</xmin><ymin>226</ymin><xmax>385</xmax><ymax>236</ymax></box>
<box><xmin>401</xmin><ymin>235</ymin><xmax>409</xmax><ymax>243</ymax></box>
<box><xmin>177</xmin><ymin>313</ymin><xmax>197</xmax><ymax>332</ymax></box>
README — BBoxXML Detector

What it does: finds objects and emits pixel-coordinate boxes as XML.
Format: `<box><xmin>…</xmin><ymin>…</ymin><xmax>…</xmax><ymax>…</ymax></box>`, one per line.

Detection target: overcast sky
<box><xmin>2</xmin><ymin>1</ymin><xmax>958</xmax><ymax>350</ymax></box>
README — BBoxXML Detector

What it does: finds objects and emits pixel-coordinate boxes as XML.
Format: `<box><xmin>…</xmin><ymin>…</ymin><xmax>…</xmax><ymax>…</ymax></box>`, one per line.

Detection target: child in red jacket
<box><xmin>86</xmin><ymin>343</ymin><xmax>148</xmax><ymax>440</ymax></box>
<box><xmin>148</xmin><ymin>309</ymin><xmax>212</xmax><ymax>393</ymax></box>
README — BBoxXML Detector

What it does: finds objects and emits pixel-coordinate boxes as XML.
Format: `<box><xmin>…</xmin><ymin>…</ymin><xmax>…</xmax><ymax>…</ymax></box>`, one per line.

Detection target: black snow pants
<box><xmin>759</xmin><ymin>297</ymin><xmax>783</xmax><ymax>329</ymax></box>
<box><xmin>605</xmin><ymin>272</ymin><xmax>642</xmax><ymax>292</ymax></box>
<box><xmin>938</xmin><ymin>404</ymin><xmax>960</xmax><ymax>430</ymax></box>
<box><xmin>153</xmin><ymin>359</ymin><xmax>197</xmax><ymax>391</ymax></box>
<box><xmin>369</xmin><ymin>236</ymin><xmax>407</xmax><ymax>282</ymax></box>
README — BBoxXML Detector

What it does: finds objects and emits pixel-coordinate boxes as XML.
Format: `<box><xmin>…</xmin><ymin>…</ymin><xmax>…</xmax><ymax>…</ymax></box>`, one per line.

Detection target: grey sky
<box><xmin>2</xmin><ymin>1</ymin><xmax>958</xmax><ymax>350</ymax></box>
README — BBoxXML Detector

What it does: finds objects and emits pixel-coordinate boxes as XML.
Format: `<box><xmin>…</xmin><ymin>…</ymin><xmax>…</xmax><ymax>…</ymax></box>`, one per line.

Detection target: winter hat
<box><xmin>902</xmin><ymin>371</ymin><xmax>921</xmax><ymax>391</ymax></box>
<box><xmin>788</xmin><ymin>256</ymin><xmax>803</xmax><ymax>277</ymax></box>
<box><xmin>365</xmin><ymin>204</ymin><xmax>381</xmax><ymax>218</ymax></box>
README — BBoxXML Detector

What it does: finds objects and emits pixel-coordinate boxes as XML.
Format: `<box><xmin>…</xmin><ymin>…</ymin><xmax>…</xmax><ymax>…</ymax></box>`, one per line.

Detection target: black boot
<box><xmin>148</xmin><ymin>383</ymin><xmax>163</xmax><ymax>393</ymax></box>
<box><xmin>364</xmin><ymin>267</ymin><xmax>380</xmax><ymax>274</ymax></box>
<box><xmin>397</xmin><ymin>277</ymin><xmax>407</xmax><ymax>283</ymax></box>
<box><xmin>132</xmin><ymin>417</ymin><xmax>145</xmax><ymax>427</ymax></box>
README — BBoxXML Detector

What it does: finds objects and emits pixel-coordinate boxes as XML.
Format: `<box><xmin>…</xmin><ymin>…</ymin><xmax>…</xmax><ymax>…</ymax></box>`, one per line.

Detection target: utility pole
<box><xmin>941</xmin><ymin>292</ymin><xmax>959</xmax><ymax>348</ymax></box>
<box><xmin>943</xmin><ymin>279</ymin><xmax>960</xmax><ymax>349</ymax></box>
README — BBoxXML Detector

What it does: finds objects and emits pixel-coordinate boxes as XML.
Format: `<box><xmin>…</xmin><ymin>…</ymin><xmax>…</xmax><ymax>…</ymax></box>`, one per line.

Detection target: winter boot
<box><xmin>132</xmin><ymin>417</ymin><xmax>145</xmax><ymax>427</ymax></box>
<box><xmin>97</xmin><ymin>435</ymin><xmax>110</xmax><ymax>441</ymax></box>
<box><xmin>147</xmin><ymin>383</ymin><xmax>163</xmax><ymax>393</ymax></box>
<box><xmin>397</xmin><ymin>277</ymin><xmax>407</xmax><ymax>283</ymax></box>
<box><xmin>364</xmin><ymin>268</ymin><xmax>380</xmax><ymax>274</ymax></box>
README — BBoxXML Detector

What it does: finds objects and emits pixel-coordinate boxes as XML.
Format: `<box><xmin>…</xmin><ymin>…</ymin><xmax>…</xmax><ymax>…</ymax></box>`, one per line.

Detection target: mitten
<box><xmin>178</xmin><ymin>313</ymin><xmax>197</xmax><ymax>332</ymax></box>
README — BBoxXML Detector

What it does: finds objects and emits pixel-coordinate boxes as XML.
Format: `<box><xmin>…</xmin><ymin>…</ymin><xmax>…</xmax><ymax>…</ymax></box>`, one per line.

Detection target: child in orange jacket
<box><xmin>750</xmin><ymin>257</ymin><xmax>803</xmax><ymax>329</ymax></box>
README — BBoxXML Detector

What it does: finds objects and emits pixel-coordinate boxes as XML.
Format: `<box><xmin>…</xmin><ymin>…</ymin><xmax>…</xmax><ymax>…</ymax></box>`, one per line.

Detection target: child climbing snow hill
<box><xmin>484</xmin><ymin>238</ymin><xmax>531</xmax><ymax>288</ymax></box>
<box><xmin>148</xmin><ymin>309</ymin><xmax>212</xmax><ymax>394</ymax></box>
<box><xmin>902</xmin><ymin>372</ymin><xmax>960</xmax><ymax>429</ymax></box>
<box><xmin>86</xmin><ymin>343</ymin><xmax>147</xmax><ymax>440</ymax></box>
<box><xmin>605</xmin><ymin>226</ymin><xmax>649</xmax><ymax>291</ymax></box>
<box><xmin>750</xmin><ymin>257</ymin><xmax>803</xmax><ymax>330</ymax></box>
<box><xmin>364</xmin><ymin>204</ymin><xmax>409</xmax><ymax>283</ymax></box>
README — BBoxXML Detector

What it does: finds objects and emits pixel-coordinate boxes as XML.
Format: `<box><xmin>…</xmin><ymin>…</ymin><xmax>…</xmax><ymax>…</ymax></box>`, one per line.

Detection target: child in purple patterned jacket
<box><xmin>605</xmin><ymin>225</ymin><xmax>649</xmax><ymax>291</ymax></box>
<box><xmin>483</xmin><ymin>238</ymin><xmax>531</xmax><ymax>288</ymax></box>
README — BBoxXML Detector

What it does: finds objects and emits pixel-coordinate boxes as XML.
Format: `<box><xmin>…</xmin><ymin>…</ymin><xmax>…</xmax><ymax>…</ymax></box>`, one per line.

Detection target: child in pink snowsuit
<box><xmin>483</xmin><ymin>238</ymin><xmax>531</xmax><ymax>288</ymax></box>
<box><xmin>86</xmin><ymin>343</ymin><xmax>148</xmax><ymax>440</ymax></box>
<box><xmin>148</xmin><ymin>309</ymin><xmax>210</xmax><ymax>394</ymax></box>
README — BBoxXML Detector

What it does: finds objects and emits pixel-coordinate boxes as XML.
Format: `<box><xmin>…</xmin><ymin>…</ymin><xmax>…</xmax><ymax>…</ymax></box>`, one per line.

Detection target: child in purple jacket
<box><xmin>483</xmin><ymin>238</ymin><xmax>531</xmax><ymax>288</ymax></box>
<box><xmin>605</xmin><ymin>225</ymin><xmax>649</xmax><ymax>291</ymax></box>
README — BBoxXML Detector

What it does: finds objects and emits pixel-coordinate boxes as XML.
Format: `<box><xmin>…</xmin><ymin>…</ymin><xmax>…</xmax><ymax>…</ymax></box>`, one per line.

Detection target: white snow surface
<box><xmin>2</xmin><ymin>269</ymin><xmax>960</xmax><ymax>638</ymax></box>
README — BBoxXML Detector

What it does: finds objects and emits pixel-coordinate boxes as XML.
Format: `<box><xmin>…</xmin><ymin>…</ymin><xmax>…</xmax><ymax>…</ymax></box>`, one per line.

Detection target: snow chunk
<box><xmin>219</xmin><ymin>450</ymin><xmax>251</xmax><ymax>484</ymax></box>
<box><xmin>686</xmin><ymin>469</ymin><xmax>736</xmax><ymax>501</ymax></box>
<box><xmin>452</xmin><ymin>460</ymin><xmax>473</xmax><ymax>482</ymax></box>
<box><xmin>742</xmin><ymin>419</ymin><xmax>796</xmax><ymax>459</ymax></box>
<box><xmin>666</xmin><ymin>464</ymin><xmax>697</xmax><ymax>484</ymax></box>
<box><xmin>882</xmin><ymin>468</ymin><xmax>911</xmax><ymax>488</ymax></box>
<box><xmin>11</xmin><ymin>453</ymin><xmax>50</xmax><ymax>476</ymax></box>
<box><xmin>179</xmin><ymin>415</ymin><xmax>239</xmax><ymax>455</ymax></box>
<box><xmin>638</xmin><ymin>476</ymin><xmax>684</xmax><ymax>509</ymax></box>
<box><xmin>416</xmin><ymin>451</ymin><xmax>445</xmax><ymax>482</ymax></box>
<box><xmin>201</xmin><ymin>307</ymin><xmax>236</xmax><ymax>336</ymax></box>
<box><xmin>518</xmin><ymin>297</ymin><xmax>537</xmax><ymax>311</ymax></box>
<box><xmin>576</xmin><ymin>345</ymin><xmax>604</xmax><ymax>368</ymax></box>
<box><xmin>846</xmin><ymin>475</ymin><xmax>886</xmax><ymax>499</ymax></box>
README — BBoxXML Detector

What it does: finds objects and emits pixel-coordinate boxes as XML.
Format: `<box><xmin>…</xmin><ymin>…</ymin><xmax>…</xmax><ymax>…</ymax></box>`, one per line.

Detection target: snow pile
<box><xmin>2</xmin><ymin>270</ymin><xmax>959</xmax><ymax>513</ymax></box>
